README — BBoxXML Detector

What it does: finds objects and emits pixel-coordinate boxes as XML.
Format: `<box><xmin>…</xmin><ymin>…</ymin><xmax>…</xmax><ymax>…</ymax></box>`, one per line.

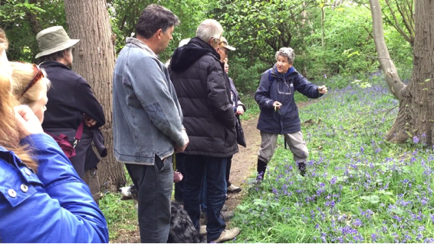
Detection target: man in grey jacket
<box><xmin>112</xmin><ymin>4</ymin><xmax>189</xmax><ymax>243</ymax></box>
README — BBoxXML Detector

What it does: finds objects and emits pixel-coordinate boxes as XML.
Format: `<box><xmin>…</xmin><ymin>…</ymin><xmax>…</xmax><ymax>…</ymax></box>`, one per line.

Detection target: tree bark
<box><xmin>370</xmin><ymin>0</ymin><xmax>434</xmax><ymax>145</ymax></box>
<box><xmin>64</xmin><ymin>0</ymin><xmax>125</xmax><ymax>192</ymax></box>
<box><xmin>407</xmin><ymin>1</ymin><xmax>434</xmax><ymax>146</ymax></box>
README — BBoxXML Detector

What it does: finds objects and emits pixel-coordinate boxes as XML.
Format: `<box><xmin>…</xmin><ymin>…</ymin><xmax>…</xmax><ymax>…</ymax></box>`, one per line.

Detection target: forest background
<box><xmin>0</xmin><ymin>0</ymin><xmax>417</xmax><ymax>192</ymax></box>
<box><xmin>1</xmin><ymin>0</ymin><xmax>413</xmax><ymax>94</ymax></box>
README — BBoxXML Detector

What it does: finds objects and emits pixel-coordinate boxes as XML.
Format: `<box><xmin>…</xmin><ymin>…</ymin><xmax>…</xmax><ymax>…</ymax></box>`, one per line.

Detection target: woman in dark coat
<box><xmin>255</xmin><ymin>47</ymin><xmax>328</xmax><ymax>180</ymax></box>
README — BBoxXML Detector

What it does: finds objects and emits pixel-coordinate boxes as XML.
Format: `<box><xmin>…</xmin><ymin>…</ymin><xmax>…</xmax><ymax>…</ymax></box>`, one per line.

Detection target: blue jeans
<box><xmin>200</xmin><ymin>155</ymin><xmax>233</xmax><ymax>213</ymax></box>
<box><xmin>125</xmin><ymin>155</ymin><xmax>173</xmax><ymax>243</ymax></box>
<box><xmin>183</xmin><ymin>155</ymin><xmax>227</xmax><ymax>241</ymax></box>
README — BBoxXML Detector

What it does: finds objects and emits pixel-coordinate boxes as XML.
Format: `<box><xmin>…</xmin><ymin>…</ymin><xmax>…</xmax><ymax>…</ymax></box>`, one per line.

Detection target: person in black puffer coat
<box><xmin>255</xmin><ymin>47</ymin><xmax>328</xmax><ymax>180</ymax></box>
<box><xmin>169</xmin><ymin>19</ymin><xmax>240</xmax><ymax>243</ymax></box>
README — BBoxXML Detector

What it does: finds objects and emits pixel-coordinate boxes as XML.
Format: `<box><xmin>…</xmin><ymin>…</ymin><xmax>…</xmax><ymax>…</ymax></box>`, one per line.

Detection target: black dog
<box><xmin>119</xmin><ymin>184</ymin><xmax>203</xmax><ymax>243</ymax></box>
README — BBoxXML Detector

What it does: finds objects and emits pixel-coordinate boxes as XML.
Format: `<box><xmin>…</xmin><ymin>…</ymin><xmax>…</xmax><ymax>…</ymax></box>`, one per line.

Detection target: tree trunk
<box><xmin>64</xmin><ymin>0</ymin><xmax>125</xmax><ymax>192</ymax></box>
<box><xmin>370</xmin><ymin>0</ymin><xmax>434</xmax><ymax>145</ymax></box>
<box><xmin>406</xmin><ymin>1</ymin><xmax>434</xmax><ymax>146</ymax></box>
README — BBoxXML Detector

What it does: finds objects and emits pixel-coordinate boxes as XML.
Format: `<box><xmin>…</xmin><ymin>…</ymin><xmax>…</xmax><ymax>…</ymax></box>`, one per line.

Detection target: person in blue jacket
<box><xmin>255</xmin><ymin>47</ymin><xmax>328</xmax><ymax>180</ymax></box>
<box><xmin>0</xmin><ymin>28</ymin><xmax>109</xmax><ymax>243</ymax></box>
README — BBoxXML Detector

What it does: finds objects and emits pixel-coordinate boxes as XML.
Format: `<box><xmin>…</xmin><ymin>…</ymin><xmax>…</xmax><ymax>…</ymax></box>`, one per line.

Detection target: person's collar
<box><xmin>272</xmin><ymin>66</ymin><xmax>296</xmax><ymax>79</ymax></box>
<box><xmin>126</xmin><ymin>37</ymin><xmax>158</xmax><ymax>59</ymax></box>
<box><xmin>39</xmin><ymin>60</ymin><xmax>71</xmax><ymax>70</ymax></box>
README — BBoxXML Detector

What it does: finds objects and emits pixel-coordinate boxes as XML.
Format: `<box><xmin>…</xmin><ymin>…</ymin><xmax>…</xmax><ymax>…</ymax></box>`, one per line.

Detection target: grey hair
<box><xmin>196</xmin><ymin>19</ymin><xmax>223</xmax><ymax>43</ymax></box>
<box><xmin>275</xmin><ymin>47</ymin><xmax>295</xmax><ymax>64</ymax></box>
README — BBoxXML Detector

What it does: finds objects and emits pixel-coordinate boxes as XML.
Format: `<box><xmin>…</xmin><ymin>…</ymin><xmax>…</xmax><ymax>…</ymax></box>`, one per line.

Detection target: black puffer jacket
<box><xmin>169</xmin><ymin>37</ymin><xmax>238</xmax><ymax>157</ymax></box>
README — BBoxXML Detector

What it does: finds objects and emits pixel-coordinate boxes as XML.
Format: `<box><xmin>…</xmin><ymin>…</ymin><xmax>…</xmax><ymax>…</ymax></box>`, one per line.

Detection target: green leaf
<box><xmin>360</xmin><ymin>195</ymin><xmax>380</xmax><ymax>204</ymax></box>
<box><xmin>390</xmin><ymin>207</ymin><xmax>403</xmax><ymax>215</ymax></box>
<box><xmin>253</xmin><ymin>198</ymin><xmax>266</xmax><ymax>206</ymax></box>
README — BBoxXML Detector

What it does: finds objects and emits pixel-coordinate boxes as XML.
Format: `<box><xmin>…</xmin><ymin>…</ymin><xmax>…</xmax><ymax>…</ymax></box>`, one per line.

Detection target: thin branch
<box><xmin>395</xmin><ymin>0</ymin><xmax>414</xmax><ymax>45</ymax></box>
<box><xmin>385</xmin><ymin>0</ymin><xmax>411</xmax><ymax>44</ymax></box>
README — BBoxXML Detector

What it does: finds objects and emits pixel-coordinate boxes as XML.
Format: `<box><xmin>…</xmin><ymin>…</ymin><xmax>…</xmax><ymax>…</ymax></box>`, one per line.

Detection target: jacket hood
<box><xmin>170</xmin><ymin>37</ymin><xmax>220</xmax><ymax>73</ymax></box>
<box><xmin>269</xmin><ymin>65</ymin><xmax>296</xmax><ymax>81</ymax></box>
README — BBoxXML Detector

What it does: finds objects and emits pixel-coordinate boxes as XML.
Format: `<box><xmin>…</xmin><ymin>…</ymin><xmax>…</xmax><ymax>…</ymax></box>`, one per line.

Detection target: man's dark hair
<box><xmin>38</xmin><ymin>48</ymin><xmax>71</xmax><ymax>62</ymax></box>
<box><xmin>135</xmin><ymin>4</ymin><xmax>180</xmax><ymax>39</ymax></box>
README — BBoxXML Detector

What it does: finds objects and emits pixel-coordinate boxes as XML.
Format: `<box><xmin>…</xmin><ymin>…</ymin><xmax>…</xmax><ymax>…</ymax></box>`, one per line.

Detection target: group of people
<box><xmin>0</xmin><ymin>27</ymin><xmax>108</xmax><ymax>242</ymax></box>
<box><xmin>113</xmin><ymin>4</ymin><xmax>328</xmax><ymax>243</ymax></box>
<box><xmin>0</xmin><ymin>3</ymin><xmax>327</xmax><ymax>243</ymax></box>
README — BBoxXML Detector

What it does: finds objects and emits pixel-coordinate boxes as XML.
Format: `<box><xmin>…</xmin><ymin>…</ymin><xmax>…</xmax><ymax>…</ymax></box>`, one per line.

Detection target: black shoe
<box><xmin>298</xmin><ymin>162</ymin><xmax>306</xmax><ymax>176</ymax></box>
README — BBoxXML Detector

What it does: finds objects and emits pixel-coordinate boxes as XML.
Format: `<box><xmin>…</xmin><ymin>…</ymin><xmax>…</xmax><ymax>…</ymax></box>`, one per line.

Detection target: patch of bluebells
<box><xmin>232</xmin><ymin>85</ymin><xmax>434</xmax><ymax>243</ymax></box>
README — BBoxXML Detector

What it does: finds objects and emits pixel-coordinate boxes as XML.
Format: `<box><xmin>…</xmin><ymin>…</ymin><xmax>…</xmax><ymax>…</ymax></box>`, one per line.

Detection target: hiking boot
<box><xmin>227</xmin><ymin>184</ymin><xmax>242</xmax><ymax>193</ymax></box>
<box><xmin>200</xmin><ymin>225</ymin><xmax>207</xmax><ymax>235</ymax></box>
<box><xmin>298</xmin><ymin>162</ymin><xmax>306</xmax><ymax>176</ymax></box>
<box><xmin>212</xmin><ymin>227</ymin><xmax>241</xmax><ymax>243</ymax></box>
<box><xmin>220</xmin><ymin>210</ymin><xmax>234</xmax><ymax>222</ymax></box>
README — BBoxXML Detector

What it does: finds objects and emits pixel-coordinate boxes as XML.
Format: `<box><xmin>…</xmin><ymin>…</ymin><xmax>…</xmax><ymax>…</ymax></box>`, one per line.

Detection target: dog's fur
<box><xmin>119</xmin><ymin>184</ymin><xmax>203</xmax><ymax>243</ymax></box>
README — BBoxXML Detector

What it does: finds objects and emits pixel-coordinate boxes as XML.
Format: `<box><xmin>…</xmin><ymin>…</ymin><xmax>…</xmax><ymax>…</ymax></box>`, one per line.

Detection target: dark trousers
<box><xmin>69</xmin><ymin>134</ymin><xmax>92</xmax><ymax>179</ymax></box>
<box><xmin>201</xmin><ymin>155</ymin><xmax>232</xmax><ymax>212</ymax></box>
<box><xmin>183</xmin><ymin>155</ymin><xmax>227</xmax><ymax>241</ymax></box>
<box><xmin>174</xmin><ymin>153</ymin><xmax>186</xmax><ymax>202</ymax></box>
<box><xmin>226</xmin><ymin>155</ymin><xmax>233</xmax><ymax>186</ymax></box>
<box><xmin>125</xmin><ymin>155</ymin><xmax>173</xmax><ymax>243</ymax></box>
<box><xmin>44</xmin><ymin>128</ymin><xmax>92</xmax><ymax>180</ymax></box>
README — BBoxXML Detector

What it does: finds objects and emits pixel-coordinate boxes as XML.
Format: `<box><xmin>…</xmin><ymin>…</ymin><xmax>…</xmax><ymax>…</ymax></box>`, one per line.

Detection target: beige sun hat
<box><xmin>35</xmin><ymin>26</ymin><xmax>79</xmax><ymax>59</ymax></box>
<box><xmin>219</xmin><ymin>36</ymin><xmax>236</xmax><ymax>51</ymax></box>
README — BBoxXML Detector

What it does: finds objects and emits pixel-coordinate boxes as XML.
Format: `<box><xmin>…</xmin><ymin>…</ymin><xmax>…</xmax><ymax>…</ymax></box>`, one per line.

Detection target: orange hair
<box><xmin>0</xmin><ymin>28</ymin><xmax>37</xmax><ymax>171</ymax></box>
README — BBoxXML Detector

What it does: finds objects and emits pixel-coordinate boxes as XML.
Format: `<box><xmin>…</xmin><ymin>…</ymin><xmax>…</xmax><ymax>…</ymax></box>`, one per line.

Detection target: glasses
<box><xmin>20</xmin><ymin>64</ymin><xmax>44</xmax><ymax>97</ymax></box>
<box><xmin>277</xmin><ymin>81</ymin><xmax>292</xmax><ymax>96</ymax></box>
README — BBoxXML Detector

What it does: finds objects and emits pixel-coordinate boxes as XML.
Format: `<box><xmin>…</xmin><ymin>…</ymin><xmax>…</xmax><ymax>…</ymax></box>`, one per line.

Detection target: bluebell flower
<box><xmin>353</xmin><ymin>218</ymin><xmax>362</xmax><ymax>227</ymax></box>
<box><xmin>330</xmin><ymin>176</ymin><xmax>337</xmax><ymax>185</ymax></box>
<box><xmin>371</xmin><ymin>233</ymin><xmax>378</xmax><ymax>242</ymax></box>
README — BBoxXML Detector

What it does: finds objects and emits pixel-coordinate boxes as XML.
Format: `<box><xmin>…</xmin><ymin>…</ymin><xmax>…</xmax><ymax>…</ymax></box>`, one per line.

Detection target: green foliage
<box><xmin>228</xmin><ymin>56</ymin><xmax>269</xmax><ymax>94</ymax></box>
<box><xmin>108</xmin><ymin>0</ymin><xmax>210</xmax><ymax>62</ymax></box>
<box><xmin>1</xmin><ymin>0</ymin><xmax>65</xmax><ymax>62</ymax></box>
<box><xmin>305</xmin><ymin>5</ymin><xmax>378</xmax><ymax>77</ymax></box>
<box><xmin>100</xmin><ymin>192</ymin><xmax>137</xmax><ymax>240</ymax></box>
<box><xmin>2</xmin><ymin>0</ymin><xmax>413</xmax><ymax>96</ymax></box>
<box><xmin>232</xmin><ymin>81</ymin><xmax>434</xmax><ymax>243</ymax></box>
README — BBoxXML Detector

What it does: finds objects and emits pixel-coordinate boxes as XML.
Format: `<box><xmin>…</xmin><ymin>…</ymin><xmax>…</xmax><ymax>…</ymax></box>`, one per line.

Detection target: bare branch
<box><xmin>384</xmin><ymin>0</ymin><xmax>412</xmax><ymax>45</ymax></box>
<box><xmin>395</xmin><ymin>0</ymin><xmax>414</xmax><ymax>46</ymax></box>
<box><xmin>369</xmin><ymin>0</ymin><xmax>406</xmax><ymax>100</ymax></box>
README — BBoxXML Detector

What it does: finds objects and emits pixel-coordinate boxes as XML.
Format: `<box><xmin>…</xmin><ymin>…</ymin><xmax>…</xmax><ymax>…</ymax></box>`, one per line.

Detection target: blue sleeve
<box><xmin>127</xmin><ymin>54</ymin><xmax>185</xmax><ymax>147</ymax></box>
<box><xmin>255</xmin><ymin>71</ymin><xmax>275</xmax><ymax>110</ymax></box>
<box><xmin>294</xmin><ymin>73</ymin><xmax>323</xmax><ymax>99</ymax></box>
<box><xmin>19</xmin><ymin>133</ymin><xmax>109</xmax><ymax>243</ymax></box>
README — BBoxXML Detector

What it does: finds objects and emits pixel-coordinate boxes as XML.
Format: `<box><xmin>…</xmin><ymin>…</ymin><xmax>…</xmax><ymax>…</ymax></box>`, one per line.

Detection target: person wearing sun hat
<box><xmin>216</xmin><ymin>37</ymin><xmax>245</xmax><ymax>194</ymax></box>
<box><xmin>36</xmin><ymin>26</ymin><xmax>106</xmax><ymax>205</ymax></box>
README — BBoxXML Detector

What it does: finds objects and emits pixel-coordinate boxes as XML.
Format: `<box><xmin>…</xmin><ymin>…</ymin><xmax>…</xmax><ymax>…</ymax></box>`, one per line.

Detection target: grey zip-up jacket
<box><xmin>112</xmin><ymin>38</ymin><xmax>185</xmax><ymax>165</ymax></box>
